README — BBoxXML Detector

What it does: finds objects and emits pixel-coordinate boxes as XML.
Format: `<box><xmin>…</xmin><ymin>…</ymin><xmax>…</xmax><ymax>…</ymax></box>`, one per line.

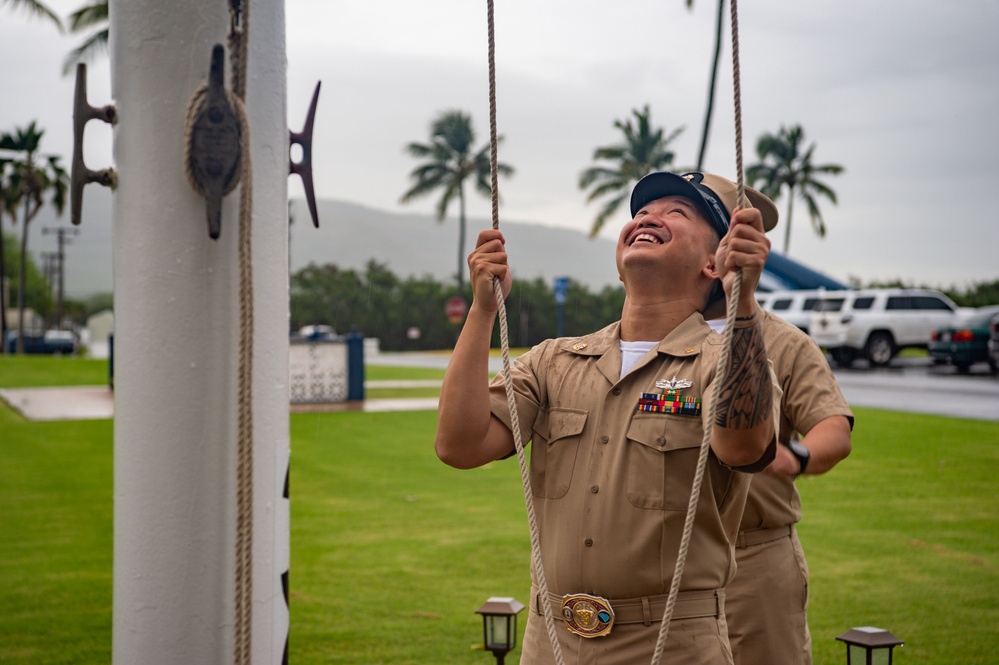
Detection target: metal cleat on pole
<box><xmin>289</xmin><ymin>81</ymin><xmax>322</xmax><ymax>228</ymax></box>
<box><xmin>70</xmin><ymin>63</ymin><xmax>117</xmax><ymax>227</ymax></box>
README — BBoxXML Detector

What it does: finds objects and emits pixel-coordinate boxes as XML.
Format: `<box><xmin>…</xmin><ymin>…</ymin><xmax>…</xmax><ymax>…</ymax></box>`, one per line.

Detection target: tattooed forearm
<box><xmin>713</xmin><ymin>320</ymin><xmax>772</xmax><ymax>429</ymax></box>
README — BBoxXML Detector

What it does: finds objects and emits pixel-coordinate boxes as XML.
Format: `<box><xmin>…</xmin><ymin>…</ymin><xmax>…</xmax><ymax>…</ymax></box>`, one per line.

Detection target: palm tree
<box><xmin>0</xmin><ymin>122</ymin><xmax>69</xmax><ymax>353</ymax></box>
<box><xmin>746</xmin><ymin>124</ymin><xmax>843</xmax><ymax>255</ymax></box>
<box><xmin>0</xmin><ymin>1</ymin><xmax>72</xmax><ymax>349</ymax></box>
<box><xmin>0</xmin><ymin>161</ymin><xmax>10</xmax><ymax>352</ymax></box>
<box><xmin>685</xmin><ymin>0</ymin><xmax>726</xmax><ymax>171</ymax></box>
<box><xmin>579</xmin><ymin>105</ymin><xmax>683</xmax><ymax>237</ymax></box>
<box><xmin>400</xmin><ymin>110</ymin><xmax>514</xmax><ymax>292</ymax></box>
<box><xmin>61</xmin><ymin>0</ymin><xmax>108</xmax><ymax>75</ymax></box>
<box><xmin>1</xmin><ymin>0</ymin><xmax>62</xmax><ymax>29</ymax></box>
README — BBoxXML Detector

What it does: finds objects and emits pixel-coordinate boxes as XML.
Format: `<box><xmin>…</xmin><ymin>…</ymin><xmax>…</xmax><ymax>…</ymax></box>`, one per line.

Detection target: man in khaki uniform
<box><xmin>705</xmin><ymin>303</ymin><xmax>853</xmax><ymax>664</ymax></box>
<box><xmin>436</xmin><ymin>172</ymin><xmax>780</xmax><ymax>664</ymax></box>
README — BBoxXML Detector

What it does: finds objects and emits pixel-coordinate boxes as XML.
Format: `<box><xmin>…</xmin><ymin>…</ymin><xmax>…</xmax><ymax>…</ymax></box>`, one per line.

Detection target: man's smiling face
<box><xmin>616</xmin><ymin>195</ymin><xmax>719</xmax><ymax>279</ymax></box>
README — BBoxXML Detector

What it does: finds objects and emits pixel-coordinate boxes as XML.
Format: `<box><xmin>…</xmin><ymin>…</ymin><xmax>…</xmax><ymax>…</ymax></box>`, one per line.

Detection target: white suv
<box><xmin>809</xmin><ymin>289</ymin><xmax>959</xmax><ymax>367</ymax></box>
<box><xmin>756</xmin><ymin>289</ymin><xmax>833</xmax><ymax>334</ymax></box>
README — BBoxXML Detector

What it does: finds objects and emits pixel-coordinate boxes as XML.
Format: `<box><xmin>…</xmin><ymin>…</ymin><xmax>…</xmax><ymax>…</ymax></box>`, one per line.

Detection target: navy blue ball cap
<box><xmin>629</xmin><ymin>171</ymin><xmax>779</xmax><ymax>238</ymax></box>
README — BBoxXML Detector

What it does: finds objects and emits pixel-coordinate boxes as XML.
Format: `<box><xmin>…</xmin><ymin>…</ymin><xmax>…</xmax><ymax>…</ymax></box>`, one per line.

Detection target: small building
<box><xmin>85</xmin><ymin>310</ymin><xmax>115</xmax><ymax>359</ymax></box>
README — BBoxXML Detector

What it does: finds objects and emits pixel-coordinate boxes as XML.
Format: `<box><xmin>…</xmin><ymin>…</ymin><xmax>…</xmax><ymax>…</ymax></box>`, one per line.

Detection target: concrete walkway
<box><xmin>0</xmin><ymin>381</ymin><xmax>442</xmax><ymax>422</ymax></box>
<box><xmin>0</xmin><ymin>386</ymin><xmax>116</xmax><ymax>421</ymax></box>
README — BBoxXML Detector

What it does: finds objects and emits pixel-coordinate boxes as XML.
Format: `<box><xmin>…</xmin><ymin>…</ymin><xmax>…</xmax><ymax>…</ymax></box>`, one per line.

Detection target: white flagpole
<box><xmin>110</xmin><ymin>1</ymin><xmax>290</xmax><ymax>662</ymax></box>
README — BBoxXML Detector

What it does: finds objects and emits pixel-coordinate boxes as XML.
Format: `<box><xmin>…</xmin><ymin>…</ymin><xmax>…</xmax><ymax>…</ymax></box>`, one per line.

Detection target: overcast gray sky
<box><xmin>2</xmin><ymin>0</ymin><xmax>997</xmax><ymax>291</ymax></box>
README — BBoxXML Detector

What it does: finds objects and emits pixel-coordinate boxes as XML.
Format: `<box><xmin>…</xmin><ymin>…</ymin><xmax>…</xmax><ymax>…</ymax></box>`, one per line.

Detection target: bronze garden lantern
<box><xmin>836</xmin><ymin>626</ymin><xmax>904</xmax><ymax>664</ymax></box>
<box><xmin>476</xmin><ymin>596</ymin><xmax>525</xmax><ymax>665</ymax></box>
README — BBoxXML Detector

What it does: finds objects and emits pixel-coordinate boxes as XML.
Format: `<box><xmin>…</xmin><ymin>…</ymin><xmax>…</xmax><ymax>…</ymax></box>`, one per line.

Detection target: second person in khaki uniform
<box><xmin>706</xmin><ymin>308</ymin><xmax>853</xmax><ymax>664</ymax></box>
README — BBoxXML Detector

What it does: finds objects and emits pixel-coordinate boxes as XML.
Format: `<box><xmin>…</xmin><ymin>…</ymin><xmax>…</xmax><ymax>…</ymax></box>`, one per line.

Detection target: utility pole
<box><xmin>42</xmin><ymin>227</ymin><xmax>78</xmax><ymax>329</ymax></box>
<box><xmin>40</xmin><ymin>252</ymin><xmax>56</xmax><ymax>300</ymax></box>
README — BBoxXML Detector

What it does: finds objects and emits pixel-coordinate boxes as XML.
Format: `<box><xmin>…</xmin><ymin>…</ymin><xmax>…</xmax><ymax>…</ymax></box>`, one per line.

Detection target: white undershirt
<box><xmin>619</xmin><ymin>340</ymin><xmax>658</xmax><ymax>379</ymax></box>
<box><xmin>618</xmin><ymin>318</ymin><xmax>725</xmax><ymax>379</ymax></box>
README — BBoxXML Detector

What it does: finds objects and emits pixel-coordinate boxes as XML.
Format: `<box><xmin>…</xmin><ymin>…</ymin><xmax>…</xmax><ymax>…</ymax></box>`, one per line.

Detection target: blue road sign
<box><xmin>554</xmin><ymin>276</ymin><xmax>569</xmax><ymax>304</ymax></box>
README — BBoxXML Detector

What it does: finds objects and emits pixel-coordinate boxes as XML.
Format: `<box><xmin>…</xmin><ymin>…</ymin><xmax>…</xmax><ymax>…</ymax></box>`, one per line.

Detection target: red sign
<box><xmin>445</xmin><ymin>296</ymin><xmax>468</xmax><ymax>324</ymax></box>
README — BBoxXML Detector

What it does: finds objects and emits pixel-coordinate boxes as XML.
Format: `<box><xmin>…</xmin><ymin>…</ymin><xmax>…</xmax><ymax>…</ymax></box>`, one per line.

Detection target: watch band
<box><xmin>788</xmin><ymin>439</ymin><xmax>810</xmax><ymax>475</ymax></box>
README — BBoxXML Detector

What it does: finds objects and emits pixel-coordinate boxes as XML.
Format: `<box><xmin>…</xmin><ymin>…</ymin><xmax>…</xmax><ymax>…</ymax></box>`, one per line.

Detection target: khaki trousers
<box><xmin>726</xmin><ymin>525</ymin><xmax>811</xmax><ymax>665</ymax></box>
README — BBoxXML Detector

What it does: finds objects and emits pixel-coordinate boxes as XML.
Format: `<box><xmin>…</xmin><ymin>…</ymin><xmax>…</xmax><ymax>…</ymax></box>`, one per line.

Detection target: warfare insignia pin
<box><xmin>655</xmin><ymin>376</ymin><xmax>692</xmax><ymax>390</ymax></box>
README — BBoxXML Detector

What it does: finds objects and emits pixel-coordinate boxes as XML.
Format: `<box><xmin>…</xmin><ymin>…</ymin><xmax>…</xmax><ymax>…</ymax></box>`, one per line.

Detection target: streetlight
<box><xmin>476</xmin><ymin>596</ymin><xmax>525</xmax><ymax>665</ymax></box>
<box><xmin>836</xmin><ymin>626</ymin><xmax>904</xmax><ymax>665</ymax></box>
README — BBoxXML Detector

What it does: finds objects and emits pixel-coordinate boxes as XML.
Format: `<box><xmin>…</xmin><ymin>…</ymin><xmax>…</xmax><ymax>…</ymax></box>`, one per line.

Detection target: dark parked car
<box><xmin>4</xmin><ymin>330</ymin><xmax>78</xmax><ymax>355</ymax></box>
<box><xmin>928</xmin><ymin>306</ymin><xmax>999</xmax><ymax>373</ymax></box>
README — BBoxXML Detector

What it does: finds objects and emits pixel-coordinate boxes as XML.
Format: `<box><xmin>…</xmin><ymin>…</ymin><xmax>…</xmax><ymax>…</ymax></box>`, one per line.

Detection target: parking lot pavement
<box><xmin>291</xmin><ymin>397</ymin><xmax>438</xmax><ymax>413</ymax></box>
<box><xmin>367</xmin><ymin>351</ymin><xmax>507</xmax><ymax>374</ymax></box>
<box><xmin>831</xmin><ymin>364</ymin><xmax>999</xmax><ymax>422</ymax></box>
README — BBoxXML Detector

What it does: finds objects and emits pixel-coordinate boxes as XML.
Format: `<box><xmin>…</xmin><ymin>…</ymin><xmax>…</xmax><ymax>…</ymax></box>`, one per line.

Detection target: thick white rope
<box><xmin>484</xmin><ymin>2</ymin><xmax>567</xmax><ymax>664</ymax></box>
<box><xmin>230</xmin><ymin>6</ymin><xmax>254</xmax><ymax>661</ymax></box>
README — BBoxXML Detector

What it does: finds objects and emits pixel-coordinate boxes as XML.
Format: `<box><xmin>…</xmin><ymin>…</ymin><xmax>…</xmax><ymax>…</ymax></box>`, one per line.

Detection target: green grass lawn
<box><xmin>1</xmin><ymin>357</ymin><xmax>997</xmax><ymax>663</ymax></box>
<box><xmin>0</xmin><ymin>355</ymin><xmax>109</xmax><ymax>387</ymax></box>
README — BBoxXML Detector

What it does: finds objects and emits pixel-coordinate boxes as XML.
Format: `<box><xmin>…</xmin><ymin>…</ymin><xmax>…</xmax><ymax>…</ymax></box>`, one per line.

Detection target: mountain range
<box><xmin>26</xmin><ymin>189</ymin><xmax>622</xmax><ymax>299</ymax></box>
<box><xmin>28</xmin><ymin>190</ymin><xmax>842</xmax><ymax>300</ymax></box>
<box><xmin>290</xmin><ymin>198</ymin><xmax>624</xmax><ymax>291</ymax></box>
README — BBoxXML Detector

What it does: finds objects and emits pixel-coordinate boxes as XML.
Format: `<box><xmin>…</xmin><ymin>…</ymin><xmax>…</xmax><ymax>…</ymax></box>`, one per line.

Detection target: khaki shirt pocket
<box><xmin>530</xmin><ymin>407</ymin><xmax>587</xmax><ymax>499</ymax></box>
<box><xmin>625</xmin><ymin>412</ymin><xmax>704</xmax><ymax>510</ymax></box>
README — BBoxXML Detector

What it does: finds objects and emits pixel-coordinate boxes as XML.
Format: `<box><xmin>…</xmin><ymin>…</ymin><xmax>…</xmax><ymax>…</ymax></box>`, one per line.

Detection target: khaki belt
<box><xmin>534</xmin><ymin>586</ymin><xmax>724</xmax><ymax>635</ymax></box>
<box><xmin>736</xmin><ymin>524</ymin><xmax>793</xmax><ymax>549</ymax></box>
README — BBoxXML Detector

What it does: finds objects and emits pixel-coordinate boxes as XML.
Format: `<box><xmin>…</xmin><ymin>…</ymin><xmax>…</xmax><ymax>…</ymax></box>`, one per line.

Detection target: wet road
<box><xmin>831</xmin><ymin>359</ymin><xmax>998</xmax><ymax>422</ymax></box>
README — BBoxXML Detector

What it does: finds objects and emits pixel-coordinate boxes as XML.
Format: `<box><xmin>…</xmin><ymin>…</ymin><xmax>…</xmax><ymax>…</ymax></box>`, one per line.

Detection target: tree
<box><xmin>1</xmin><ymin>229</ymin><xmax>52</xmax><ymax>348</ymax></box>
<box><xmin>746</xmin><ymin>124</ymin><xmax>843</xmax><ymax>255</ymax></box>
<box><xmin>0</xmin><ymin>3</ymin><xmax>64</xmax><ymax>348</ymax></box>
<box><xmin>289</xmin><ymin>260</ymin><xmax>626</xmax><ymax>351</ymax></box>
<box><xmin>400</xmin><ymin>110</ymin><xmax>514</xmax><ymax>292</ymax></box>
<box><xmin>579</xmin><ymin>105</ymin><xmax>683</xmax><ymax>238</ymax></box>
<box><xmin>4</xmin><ymin>232</ymin><xmax>51</xmax><ymax>302</ymax></box>
<box><xmin>0</xmin><ymin>169</ymin><xmax>9</xmax><ymax>350</ymax></box>
<box><xmin>1</xmin><ymin>122</ymin><xmax>69</xmax><ymax>353</ymax></box>
<box><xmin>62</xmin><ymin>0</ymin><xmax>108</xmax><ymax>75</ymax></box>
<box><xmin>1</xmin><ymin>0</ymin><xmax>62</xmax><ymax>29</ymax></box>
<box><xmin>684</xmin><ymin>0</ymin><xmax>726</xmax><ymax>171</ymax></box>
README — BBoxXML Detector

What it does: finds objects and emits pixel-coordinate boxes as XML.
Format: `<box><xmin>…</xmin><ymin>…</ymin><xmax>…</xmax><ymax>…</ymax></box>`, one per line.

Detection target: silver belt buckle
<box><xmin>561</xmin><ymin>593</ymin><xmax>615</xmax><ymax>638</ymax></box>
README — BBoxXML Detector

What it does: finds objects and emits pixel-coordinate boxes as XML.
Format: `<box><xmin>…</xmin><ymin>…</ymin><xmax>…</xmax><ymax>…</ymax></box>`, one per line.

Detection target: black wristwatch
<box><xmin>788</xmin><ymin>439</ymin><xmax>810</xmax><ymax>476</ymax></box>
